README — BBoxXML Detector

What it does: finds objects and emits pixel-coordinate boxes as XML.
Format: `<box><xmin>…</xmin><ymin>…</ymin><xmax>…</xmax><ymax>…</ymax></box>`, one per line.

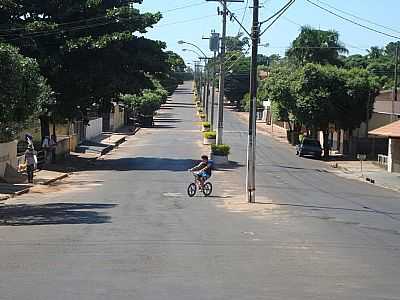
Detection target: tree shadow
<box><xmin>154</xmin><ymin>118</ymin><xmax>182</xmax><ymax>123</ymax></box>
<box><xmin>151</xmin><ymin>124</ymin><xmax>177</xmax><ymax>129</ymax></box>
<box><xmin>215</xmin><ymin>161</ymin><xmax>245</xmax><ymax>171</ymax></box>
<box><xmin>0</xmin><ymin>203</ymin><xmax>117</xmax><ymax>226</ymax></box>
<box><xmin>46</xmin><ymin>157</ymin><xmax>244</xmax><ymax>173</ymax></box>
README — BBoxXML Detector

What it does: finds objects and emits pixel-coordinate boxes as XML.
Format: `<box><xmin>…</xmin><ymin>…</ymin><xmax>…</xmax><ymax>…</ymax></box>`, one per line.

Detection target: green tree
<box><xmin>258</xmin><ymin>64</ymin><xmax>298</xmax><ymax>130</ymax></box>
<box><xmin>225</xmin><ymin>33</ymin><xmax>250</xmax><ymax>52</ymax></box>
<box><xmin>286</xmin><ymin>26</ymin><xmax>348</xmax><ymax>66</ymax></box>
<box><xmin>367</xmin><ymin>46</ymin><xmax>384</xmax><ymax>60</ymax></box>
<box><xmin>0</xmin><ymin>1</ymin><xmax>169</xmax><ymax>119</ymax></box>
<box><xmin>0</xmin><ymin>43</ymin><xmax>51</xmax><ymax>142</ymax></box>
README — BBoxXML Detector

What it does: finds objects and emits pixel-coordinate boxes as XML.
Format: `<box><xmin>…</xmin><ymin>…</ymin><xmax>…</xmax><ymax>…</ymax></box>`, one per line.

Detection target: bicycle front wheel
<box><xmin>187</xmin><ymin>183</ymin><xmax>197</xmax><ymax>197</ymax></box>
<box><xmin>202</xmin><ymin>182</ymin><xmax>213</xmax><ymax>196</ymax></box>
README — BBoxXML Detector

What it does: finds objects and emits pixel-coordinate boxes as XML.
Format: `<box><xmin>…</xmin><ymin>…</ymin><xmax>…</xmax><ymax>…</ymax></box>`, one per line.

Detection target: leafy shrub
<box><xmin>120</xmin><ymin>90</ymin><xmax>162</xmax><ymax>116</ymax></box>
<box><xmin>211</xmin><ymin>144</ymin><xmax>230</xmax><ymax>156</ymax></box>
<box><xmin>152</xmin><ymin>80</ymin><xmax>169</xmax><ymax>103</ymax></box>
<box><xmin>202</xmin><ymin>122</ymin><xmax>210</xmax><ymax>128</ymax></box>
<box><xmin>204</xmin><ymin>131</ymin><xmax>216</xmax><ymax>139</ymax></box>
<box><xmin>199</xmin><ymin>113</ymin><xmax>206</xmax><ymax>119</ymax></box>
<box><xmin>0</xmin><ymin>43</ymin><xmax>51</xmax><ymax>142</ymax></box>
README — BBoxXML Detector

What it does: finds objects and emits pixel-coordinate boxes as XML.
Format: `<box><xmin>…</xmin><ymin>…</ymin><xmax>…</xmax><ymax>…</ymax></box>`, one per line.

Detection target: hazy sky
<box><xmin>137</xmin><ymin>0</ymin><xmax>399</xmax><ymax>64</ymax></box>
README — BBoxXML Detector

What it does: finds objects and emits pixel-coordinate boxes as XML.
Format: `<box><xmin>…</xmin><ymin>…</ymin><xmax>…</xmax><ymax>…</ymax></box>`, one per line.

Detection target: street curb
<box><xmin>42</xmin><ymin>173</ymin><xmax>69</xmax><ymax>185</ymax></box>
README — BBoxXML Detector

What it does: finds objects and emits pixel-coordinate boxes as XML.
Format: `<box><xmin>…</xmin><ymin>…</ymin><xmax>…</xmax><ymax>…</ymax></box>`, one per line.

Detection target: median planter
<box><xmin>210</xmin><ymin>144</ymin><xmax>230</xmax><ymax>166</ymax></box>
<box><xmin>203</xmin><ymin>131</ymin><xmax>216</xmax><ymax>145</ymax></box>
<box><xmin>201</xmin><ymin>122</ymin><xmax>211</xmax><ymax>132</ymax></box>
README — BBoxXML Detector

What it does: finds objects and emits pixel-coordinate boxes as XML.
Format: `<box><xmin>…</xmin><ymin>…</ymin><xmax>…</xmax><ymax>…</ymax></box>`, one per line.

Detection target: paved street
<box><xmin>1</xmin><ymin>81</ymin><xmax>400</xmax><ymax>299</ymax></box>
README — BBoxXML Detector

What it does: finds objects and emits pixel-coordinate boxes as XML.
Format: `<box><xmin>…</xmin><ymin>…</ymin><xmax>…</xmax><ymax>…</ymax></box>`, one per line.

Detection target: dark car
<box><xmin>296</xmin><ymin>138</ymin><xmax>322</xmax><ymax>159</ymax></box>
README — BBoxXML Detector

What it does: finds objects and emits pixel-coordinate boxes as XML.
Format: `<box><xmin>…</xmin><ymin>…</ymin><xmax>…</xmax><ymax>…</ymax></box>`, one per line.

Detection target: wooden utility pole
<box><xmin>246</xmin><ymin>0</ymin><xmax>260</xmax><ymax>203</ymax></box>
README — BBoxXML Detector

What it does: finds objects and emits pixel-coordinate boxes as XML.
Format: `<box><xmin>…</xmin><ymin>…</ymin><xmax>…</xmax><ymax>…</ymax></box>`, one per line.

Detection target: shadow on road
<box><xmin>0</xmin><ymin>203</ymin><xmax>117</xmax><ymax>226</ymax></box>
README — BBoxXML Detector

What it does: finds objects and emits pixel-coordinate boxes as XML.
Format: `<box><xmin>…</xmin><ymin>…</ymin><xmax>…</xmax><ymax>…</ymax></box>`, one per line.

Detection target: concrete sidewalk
<box><xmin>0</xmin><ymin>170</ymin><xmax>68</xmax><ymax>201</ymax></box>
<box><xmin>76</xmin><ymin>129</ymin><xmax>131</xmax><ymax>157</ymax></box>
<box><xmin>328</xmin><ymin>159</ymin><xmax>400</xmax><ymax>192</ymax></box>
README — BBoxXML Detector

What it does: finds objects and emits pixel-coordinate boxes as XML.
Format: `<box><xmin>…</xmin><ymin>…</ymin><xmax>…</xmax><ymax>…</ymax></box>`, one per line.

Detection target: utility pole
<box><xmin>202</xmin><ymin>63</ymin><xmax>207</xmax><ymax>110</ymax></box>
<box><xmin>216</xmin><ymin>0</ymin><xmax>227</xmax><ymax>145</ymax></box>
<box><xmin>246</xmin><ymin>0</ymin><xmax>260</xmax><ymax>203</ymax></box>
<box><xmin>392</xmin><ymin>43</ymin><xmax>399</xmax><ymax>122</ymax></box>
<box><xmin>211</xmin><ymin>50</ymin><xmax>217</xmax><ymax>130</ymax></box>
<box><xmin>205</xmin><ymin>64</ymin><xmax>211</xmax><ymax>120</ymax></box>
<box><xmin>205</xmin><ymin>30</ymin><xmax>220</xmax><ymax>130</ymax></box>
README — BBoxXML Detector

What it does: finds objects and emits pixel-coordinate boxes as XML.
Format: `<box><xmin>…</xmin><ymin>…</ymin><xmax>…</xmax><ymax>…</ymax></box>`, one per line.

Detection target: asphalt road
<box><xmin>1</xmin><ymin>81</ymin><xmax>400</xmax><ymax>300</ymax></box>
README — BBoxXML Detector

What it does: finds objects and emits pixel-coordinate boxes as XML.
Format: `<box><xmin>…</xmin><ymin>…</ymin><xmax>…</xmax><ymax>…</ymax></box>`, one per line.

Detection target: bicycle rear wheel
<box><xmin>187</xmin><ymin>183</ymin><xmax>197</xmax><ymax>197</ymax></box>
<box><xmin>202</xmin><ymin>182</ymin><xmax>213</xmax><ymax>196</ymax></box>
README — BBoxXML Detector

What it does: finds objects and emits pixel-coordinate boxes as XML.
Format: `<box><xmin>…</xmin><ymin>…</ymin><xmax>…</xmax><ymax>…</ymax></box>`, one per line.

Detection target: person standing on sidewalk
<box><xmin>24</xmin><ymin>145</ymin><xmax>37</xmax><ymax>184</ymax></box>
<box><xmin>49</xmin><ymin>135</ymin><xmax>57</xmax><ymax>163</ymax></box>
<box><xmin>42</xmin><ymin>135</ymin><xmax>51</xmax><ymax>163</ymax></box>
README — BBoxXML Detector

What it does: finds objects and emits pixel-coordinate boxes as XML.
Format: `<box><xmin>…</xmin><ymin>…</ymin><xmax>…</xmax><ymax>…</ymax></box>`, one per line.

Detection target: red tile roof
<box><xmin>369</xmin><ymin>120</ymin><xmax>400</xmax><ymax>138</ymax></box>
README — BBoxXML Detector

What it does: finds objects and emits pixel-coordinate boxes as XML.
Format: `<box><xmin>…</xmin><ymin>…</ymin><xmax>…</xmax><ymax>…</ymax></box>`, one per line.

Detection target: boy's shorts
<box><xmin>197</xmin><ymin>171</ymin><xmax>210</xmax><ymax>180</ymax></box>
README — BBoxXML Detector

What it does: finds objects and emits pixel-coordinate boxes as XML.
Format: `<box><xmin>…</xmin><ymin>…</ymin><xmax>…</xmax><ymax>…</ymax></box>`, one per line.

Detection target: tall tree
<box><xmin>286</xmin><ymin>26</ymin><xmax>348</xmax><ymax>66</ymax></box>
<box><xmin>0</xmin><ymin>0</ymin><xmax>168</xmax><ymax>118</ymax></box>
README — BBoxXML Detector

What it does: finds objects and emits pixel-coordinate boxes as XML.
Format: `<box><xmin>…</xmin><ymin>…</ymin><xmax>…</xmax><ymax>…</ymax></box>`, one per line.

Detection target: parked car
<box><xmin>296</xmin><ymin>138</ymin><xmax>322</xmax><ymax>159</ymax></box>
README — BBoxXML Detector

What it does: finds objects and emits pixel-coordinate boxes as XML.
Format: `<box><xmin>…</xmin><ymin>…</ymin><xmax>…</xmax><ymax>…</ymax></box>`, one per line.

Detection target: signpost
<box><xmin>357</xmin><ymin>154</ymin><xmax>367</xmax><ymax>177</ymax></box>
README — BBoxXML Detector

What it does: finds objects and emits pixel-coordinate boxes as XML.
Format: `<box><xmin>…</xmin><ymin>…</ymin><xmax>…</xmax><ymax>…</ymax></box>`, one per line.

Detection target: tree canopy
<box><xmin>0</xmin><ymin>43</ymin><xmax>51</xmax><ymax>142</ymax></box>
<box><xmin>0</xmin><ymin>0</ymin><xmax>170</xmax><ymax>118</ymax></box>
<box><xmin>286</xmin><ymin>26</ymin><xmax>348</xmax><ymax>66</ymax></box>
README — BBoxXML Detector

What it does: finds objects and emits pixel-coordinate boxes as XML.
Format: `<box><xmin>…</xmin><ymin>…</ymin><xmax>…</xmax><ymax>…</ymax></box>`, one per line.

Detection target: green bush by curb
<box><xmin>204</xmin><ymin>131</ymin><xmax>216</xmax><ymax>139</ymax></box>
<box><xmin>211</xmin><ymin>144</ymin><xmax>230</xmax><ymax>156</ymax></box>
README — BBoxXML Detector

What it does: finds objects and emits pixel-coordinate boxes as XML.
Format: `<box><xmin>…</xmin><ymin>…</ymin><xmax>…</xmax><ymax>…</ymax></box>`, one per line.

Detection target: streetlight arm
<box><xmin>182</xmin><ymin>48</ymin><xmax>203</xmax><ymax>58</ymax></box>
<box><xmin>178</xmin><ymin>40</ymin><xmax>207</xmax><ymax>57</ymax></box>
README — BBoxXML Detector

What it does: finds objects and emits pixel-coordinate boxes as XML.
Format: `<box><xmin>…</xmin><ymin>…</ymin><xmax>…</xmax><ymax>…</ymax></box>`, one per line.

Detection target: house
<box><xmin>369</xmin><ymin>120</ymin><xmax>400</xmax><ymax>173</ymax></box>
<box><xmin>319</xmin><ymin>90</ymin><xmax>397</xmax><ymax>157</ymax></box>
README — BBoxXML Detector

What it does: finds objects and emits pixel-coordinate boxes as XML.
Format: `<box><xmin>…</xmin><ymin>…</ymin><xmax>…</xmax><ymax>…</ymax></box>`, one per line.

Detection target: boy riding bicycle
<box><xmin>189</xmin><ymin>155</ymin><xmax>213</xmax><ymax>189</ymax></box>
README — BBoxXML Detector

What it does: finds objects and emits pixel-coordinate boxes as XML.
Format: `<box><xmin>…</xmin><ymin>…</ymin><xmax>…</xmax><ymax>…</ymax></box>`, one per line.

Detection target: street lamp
<box><xmin>178</xmin><ymin>40</ymin><xmax>207</xmax><ymax>58</ymax></box>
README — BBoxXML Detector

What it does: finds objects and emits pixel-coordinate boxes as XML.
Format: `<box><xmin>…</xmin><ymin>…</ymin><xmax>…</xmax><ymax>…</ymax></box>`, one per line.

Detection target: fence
<box><xmin>378</xmin><ymin>154</ymin><xmax>388</xmax><ymax>169</ymax></box>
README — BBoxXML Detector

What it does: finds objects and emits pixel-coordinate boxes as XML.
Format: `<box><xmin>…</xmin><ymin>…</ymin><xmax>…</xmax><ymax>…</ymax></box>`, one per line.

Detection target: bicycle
<box><xmin>187</xmin><ymin>171</ymin><xmax>213</xmax><ymax>197</ymax></box>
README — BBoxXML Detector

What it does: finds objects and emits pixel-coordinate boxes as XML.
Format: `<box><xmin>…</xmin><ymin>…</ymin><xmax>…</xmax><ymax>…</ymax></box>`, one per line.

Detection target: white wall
<box><xmin>0</xmin><ymin>140</ymin><xmax>17</xmax><ymax>177</ymax></box>
<box><xmin>86</xmin><ymin>118</ymin><xmax>103</xmax><ymax>140</ymax></box>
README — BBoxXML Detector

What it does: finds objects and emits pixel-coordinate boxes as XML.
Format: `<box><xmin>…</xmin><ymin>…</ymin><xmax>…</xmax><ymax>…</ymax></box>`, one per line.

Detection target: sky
<box><xmin>136</xmin><ymin>0</ymin><xmax>400</xmax><ymax>65</ymax></box>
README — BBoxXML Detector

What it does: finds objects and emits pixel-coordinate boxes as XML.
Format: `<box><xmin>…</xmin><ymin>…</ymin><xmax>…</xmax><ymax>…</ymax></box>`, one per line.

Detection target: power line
<box><xmin>280</xmin><ymin>16</ymin><xmax>371</xmax><ymax>52</ymax></box>
<box><xmin>260</xmin><ymin>0</ymin><xmax>295</xmax><ymax>25</ymax></box>
<box><xmin>305</xmin><ymin>0</ymin><xmax>400</xmax><ymax>40</ymax></box>
<box><xmin>314</xmin><ymin>0</ymin><xmax>400</xmax><ymax>35</ymax></box>
<box><xmin>260</xmin><ymin>0</ymin><xmax>295</xmax><ymax>36</ymax></box>
<box><xmin>237</xmin><ymin>0</ymin><xmax>250</xmax><ymax>35</ymax></box>
<box><xmin>0</xmin><ymin>2</ymin><xmax>209</xmax><ymax>37</ymax></box>
<box><xmin>156</xmin><ymin>6</ymin><xmax>247</xmax><ymax>29</ymax></box>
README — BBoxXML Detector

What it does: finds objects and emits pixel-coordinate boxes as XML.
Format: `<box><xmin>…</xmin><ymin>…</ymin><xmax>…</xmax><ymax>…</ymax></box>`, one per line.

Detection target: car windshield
<box><xmin>303</xmin><ymin>139</ymin><xmax>321</xmax><ymax>147</ymax></box>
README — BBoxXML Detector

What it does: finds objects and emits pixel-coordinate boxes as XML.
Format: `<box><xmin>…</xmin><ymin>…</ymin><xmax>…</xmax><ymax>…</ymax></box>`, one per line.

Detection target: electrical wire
<box><xmin>260</xmin><ymin>0</ymin><xmax>296</xmax><ymax>36</ymax></box>
<box><xmin>156</xmin><ymin>6</ymin><xmax>247</xmax><ymax>29</ymax></box>
<box><xmin>237</xmin><ymin>0</ymin><xmax>250</xmax><ymax>35</ymax></box>
<box><xmin>260</xmin><ymin>0</ymin><xmax>295</xmax><ymax>25</ymax></box>
<box><xmin>314</xmin><ymin>0</ymin><xmax>400</xmax><ymax>35</ymax></box>
<box><xmin>0</xmin><ymin>1</ymin><xmax>210</xmax><ymax>38</ymax></box>
<box><xmin>305</xmin><ymin>0</ymin><xmax>400</xmax><ymax>40</ymax></box>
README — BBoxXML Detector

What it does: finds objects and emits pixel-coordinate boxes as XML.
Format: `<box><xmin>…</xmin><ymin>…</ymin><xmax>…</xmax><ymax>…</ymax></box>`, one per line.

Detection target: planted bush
<box><xmin>202</xmin><ymin>122</ymin><xmax>210</xmax><ymax>128</ymax></box>
<box><xmin>120</xmin><ymin>90</ymin><xmax>162</xmax><ymax>116</ymax></box>
<box><xmin>199</xmin><ymin>113</ymin><xmax>206</xmax><ymax>120</ymax></box>
<box><xmin>204</xmin><ymin>131</ymin><xmax>216</xmax><ymax>139</ymax></box>
<box><xmin>211</xmin><ymin>144</ymin><xmax>230</xmax><ymax>156</ymax></box>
